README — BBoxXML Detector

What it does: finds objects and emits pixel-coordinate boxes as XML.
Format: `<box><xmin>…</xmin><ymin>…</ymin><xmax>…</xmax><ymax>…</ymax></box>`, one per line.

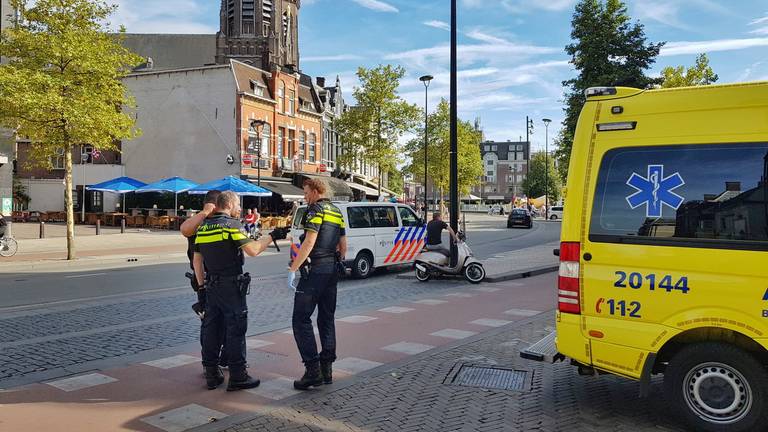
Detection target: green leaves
<box><xmin>558</xmin><ymin>0</ymin><xmax>664</xmax><ymax>177</ymax></box>
<box><xmin>522</xmin><ymin>152</ymin><xmax>562</xmax><ymax>202</ymax></box>
<box><xmin>661</xmin><ymin>53</ymin><xmax>719</xmax><ymax>88</ymax></box>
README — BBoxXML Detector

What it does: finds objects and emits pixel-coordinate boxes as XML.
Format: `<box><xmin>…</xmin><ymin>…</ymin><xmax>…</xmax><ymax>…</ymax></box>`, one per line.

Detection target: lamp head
<box><xmin>542</xmin><ymin>118</ymin><xmax>552</xmax><ymax>126</ymax></box>
<box><xmin>419</xmin><ymin>75</ymin><xmax>434</xmax><ymax>87</ymax></box>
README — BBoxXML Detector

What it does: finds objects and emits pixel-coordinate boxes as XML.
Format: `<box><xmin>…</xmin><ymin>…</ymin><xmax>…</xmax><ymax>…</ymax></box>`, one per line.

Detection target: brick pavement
<box><xmin>216</xmin><ymin>312</ymin><xmax>687</xmax><ymax>432</ymax></box>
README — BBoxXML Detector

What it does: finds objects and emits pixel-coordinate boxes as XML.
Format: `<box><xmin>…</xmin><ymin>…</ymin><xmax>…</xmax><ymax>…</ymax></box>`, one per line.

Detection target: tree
<box><xmin>405</xmin><ymin>99</ymin><xmax>483</xmax><ymax>201</ymax></box>
<box><xmin>0</xmin><ymin>0</ymin><xmax>141</xmax><ymax>259</ymax></box>
<box><xmin>522</xmin><ymin>152</ymin><xmax>562</xmax><ymax>203</ymax></box>
<box><xmin>557</xmin><ymin>0</ymin><xmax>664</xmax><ymax>177</ymax></box>
<box><xmin>336</xmin><ymin>65</ymin><xmax>420</xmax><ymax>197</ymax></box>
<box><xmin>661</xmin><ymin>53</ymin><xmax>718</xmax><ymax>88</ymax></box>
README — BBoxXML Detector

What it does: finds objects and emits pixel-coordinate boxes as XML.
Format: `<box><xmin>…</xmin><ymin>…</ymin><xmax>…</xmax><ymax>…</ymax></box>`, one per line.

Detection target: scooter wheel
<box><xmin>463</xmin><ymin>263</ymin><xmax>485</xmax><ymax>284</ymax></box>
<box><xmin>415</xmin><ymin>268</ymin><xmax>431</xmax><ymax>282</ymax></box>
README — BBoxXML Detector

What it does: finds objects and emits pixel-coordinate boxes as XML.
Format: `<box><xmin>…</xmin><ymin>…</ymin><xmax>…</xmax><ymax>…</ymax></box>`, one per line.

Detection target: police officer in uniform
<box><xmin>288</xmin><ymin>179</ymin><xmax>347</xmax><ymax>390</ymax></box>
<box><xmin>192</xmin><ymin>191</ymin><xmax>288</xmax><ymax>390</ymax></box>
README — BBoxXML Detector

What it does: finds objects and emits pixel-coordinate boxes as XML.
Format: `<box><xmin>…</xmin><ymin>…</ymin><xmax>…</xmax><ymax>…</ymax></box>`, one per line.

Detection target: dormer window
<box><xmin>250</xmin><ymin>80</ymin><xmax>266</xmax><ymax>97</ymax></box>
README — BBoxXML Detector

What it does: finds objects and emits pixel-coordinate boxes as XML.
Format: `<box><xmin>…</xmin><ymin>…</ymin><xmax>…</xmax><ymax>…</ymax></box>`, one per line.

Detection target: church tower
<box><xmin>215</xmin><ymin>0</ymin><xmax>300</xmax><ymax>71</ymax></box>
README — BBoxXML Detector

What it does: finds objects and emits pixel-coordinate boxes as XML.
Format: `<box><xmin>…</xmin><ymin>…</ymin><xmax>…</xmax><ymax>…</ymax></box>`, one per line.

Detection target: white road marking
<box><xmin>64</xmin><ymin>273</ymin><xmax>107</xmax><ymax>279</ymax></box>
<box><xmin>335</xmin><ymin>357</ymin><xmax>384</xmax><ymax>374</ymax></box>
<box><xmin>470</xmin><ymin>318</ymin><xmax>512</xmax><ymax>327</ymax></box>
<box><xmin>142</xmin><ymin>354</ymin><xmax>200</xmax><ymax>369</ymax></box>
<box><xmin>381</xmin><ymin>342</ymin><xmax>435</xmax><ymax>355</ymax></box>
<box><xmin>47</xmin><ymin>373</ymin><xmax>117</xmax><ymax>392</ymax></box>
<box><xmin>430</xmin><ymin>329</ymin><xmax>477</xmax><ymax>339</ymax></box>
<box><xmin>141</xmin><ymin>404</ymin><xmax>227</xmax><ymax>432</ymax></box>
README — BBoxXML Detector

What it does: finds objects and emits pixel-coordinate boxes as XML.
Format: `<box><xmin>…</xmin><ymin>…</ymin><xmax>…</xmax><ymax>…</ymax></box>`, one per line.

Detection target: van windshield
<box><xmin>589</xmin><ymin>143</ymin><xmax>768</xmax><ymax>250</ymax></box>
<box><xmin>293</xmin><ymin>207</ymin><xmax>307</xmax><ymax>228</ymax></box>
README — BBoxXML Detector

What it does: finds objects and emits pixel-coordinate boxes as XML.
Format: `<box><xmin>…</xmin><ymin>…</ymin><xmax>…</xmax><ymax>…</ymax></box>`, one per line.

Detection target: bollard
<box><xmin>120</xmin><ymin>218</ymin><xmax>126</xmax><ymax>234</ymax></box>
<box><xmin>39</xmin><ymin>221</ymin><xmax>45</xmax><ymax>239</ymax></box>
<box><xmin>96</xmin><ymin>219</ymin><xmax>101</xmax><ymax>236</ymax></box>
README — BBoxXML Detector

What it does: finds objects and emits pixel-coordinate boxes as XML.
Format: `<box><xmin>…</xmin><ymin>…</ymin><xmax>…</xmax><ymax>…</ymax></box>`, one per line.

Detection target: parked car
<box><xmin>549</xmin><ymin>206</ymin><xmax>563</xmax><ymax>220</ymax></box>
<box><xmin>507</xmin><ymin>208</ymin><xmax>532</xmax><ymax>229</ymax></box>
<box><xmin>292</xmin><ymin>201</ymin><xmax>424</xmax><ymax>279</ymax></box>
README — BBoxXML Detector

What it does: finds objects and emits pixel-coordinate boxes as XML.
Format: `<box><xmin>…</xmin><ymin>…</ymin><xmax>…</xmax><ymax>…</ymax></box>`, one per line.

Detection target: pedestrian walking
<box><xmin>288</xmin><ymin>179</ymin><xmax>347</xmax><ymax>390</ymax></box>
<box><xmin>192</xmin><ymin>191</ymin><xmax>289</xmax><ymax>391</ymax></box>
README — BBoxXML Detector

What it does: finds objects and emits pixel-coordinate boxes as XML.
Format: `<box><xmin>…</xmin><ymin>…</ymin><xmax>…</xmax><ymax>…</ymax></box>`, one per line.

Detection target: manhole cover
<box><xmin>447</xmin><ymin>365</ymin><xmax>531</xmax><ymax>391</ymax></box>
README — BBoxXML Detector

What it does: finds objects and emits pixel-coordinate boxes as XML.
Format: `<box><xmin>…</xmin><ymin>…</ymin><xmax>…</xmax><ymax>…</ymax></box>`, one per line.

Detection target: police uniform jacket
<box><xmin>194</xmin><ymin>213</ymin><xmax>253</xmax><ymax>276</ymax></box>
<box><xmin>302</xmin><ymin>199</ymin><xmax>346</xmax><ymax>263</ymax></box>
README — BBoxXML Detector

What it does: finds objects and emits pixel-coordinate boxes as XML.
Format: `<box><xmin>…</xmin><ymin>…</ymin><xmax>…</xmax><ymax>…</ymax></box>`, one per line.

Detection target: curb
<box><xmin>189</xmin><ymin>310</ymin><xmax>556</xmax><ymax>432</ymax></box>
<box><xmin>396</xmin><ymin>264</ymin><xmax>559</xmax><ymax>283</ymax></box>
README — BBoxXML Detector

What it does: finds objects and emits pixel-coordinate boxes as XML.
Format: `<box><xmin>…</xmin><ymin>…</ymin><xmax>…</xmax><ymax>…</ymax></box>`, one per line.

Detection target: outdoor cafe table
<box><xmin>104</xmin><ymin>213</ymin><xmax>128</xmax><ymax>226</ymax></box>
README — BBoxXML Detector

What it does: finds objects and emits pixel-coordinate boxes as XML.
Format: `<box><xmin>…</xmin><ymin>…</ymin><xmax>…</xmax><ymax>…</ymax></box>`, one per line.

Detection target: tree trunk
<box><xmin>64</xmin><ymin>146</ymin><xmax>76</xmax><ymax>260</ymax></box>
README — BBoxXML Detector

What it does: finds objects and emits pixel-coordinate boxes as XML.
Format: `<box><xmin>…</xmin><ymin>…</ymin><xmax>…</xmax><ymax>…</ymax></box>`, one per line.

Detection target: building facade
<box><xmin>472</xmin><ymin>140</ymin><xmax>530</xmax><ymax>202</ymax></box>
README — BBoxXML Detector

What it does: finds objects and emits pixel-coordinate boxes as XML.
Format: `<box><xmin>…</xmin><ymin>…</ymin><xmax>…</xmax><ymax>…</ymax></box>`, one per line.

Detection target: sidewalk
<box><xmin>0</xmin><ymin>274</ymin><xmax>558</xmax><ymax>431</ymax></box>
<box><xmin>398</xmin><ymin>241</ymin><xmax>560</xmax><ymax>282</ymax></box>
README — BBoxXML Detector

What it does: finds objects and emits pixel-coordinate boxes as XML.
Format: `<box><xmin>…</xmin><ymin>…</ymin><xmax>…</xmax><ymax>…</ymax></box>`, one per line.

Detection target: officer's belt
<box><xmin>207</xmin><ymin>274</ymin><xmax>242</xmax><ymax>282</ymax></box>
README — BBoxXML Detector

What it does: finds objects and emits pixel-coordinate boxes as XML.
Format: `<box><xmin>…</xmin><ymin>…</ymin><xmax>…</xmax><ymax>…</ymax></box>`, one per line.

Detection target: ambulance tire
<box><xmin>351</xmin><ymin>252</ymin><xmax>373</xmax><ymax>279</ymax></box>
<box><xmin>665</xmin><ymin>342</ymin><xmax>768</xmax><ymax>432</ymax></box>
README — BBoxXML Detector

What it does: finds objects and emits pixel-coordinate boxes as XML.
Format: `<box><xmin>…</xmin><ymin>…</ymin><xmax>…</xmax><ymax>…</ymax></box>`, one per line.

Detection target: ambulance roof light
<box><xmin>585</xmin><ymin>87</ymin><xmax>617</xmax><ymax>98</ymax></box>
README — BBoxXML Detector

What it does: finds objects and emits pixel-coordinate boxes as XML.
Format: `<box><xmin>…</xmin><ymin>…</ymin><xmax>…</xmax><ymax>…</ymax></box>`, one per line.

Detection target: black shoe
<box><xmin>204</xmin><ymin>366</ymin><xmax>224</xmax><ymax>390</ymax></box>
<box><xmin>227</xmin><ymin>372</ymin><xmax>260</xmax><ymax>391</ymax></box>
<box><xmin>320</xmin><ymin>361</ymin><xmax>333</xmax><ymax>385</ymax></box>
<box><xmin>294</xmin><ymin>363</ymin><xmax>323</xmax><ymax>390</ymax></box>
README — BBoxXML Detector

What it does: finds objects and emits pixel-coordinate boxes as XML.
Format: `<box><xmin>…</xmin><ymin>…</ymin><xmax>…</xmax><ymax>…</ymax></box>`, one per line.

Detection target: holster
<box><xmin>299</xmin><ymin>258</ymin><xmax>311</xmax><ymax>281</ymax></box>
<box><xmin>237</xmin><ymin>272</ymin><xmax>252</xmax><ymax>296</ymax></box>
<box><xmin>335</xmin><ymin>252</ymin><xmax>346</xmax><ymax>276</ymax></box>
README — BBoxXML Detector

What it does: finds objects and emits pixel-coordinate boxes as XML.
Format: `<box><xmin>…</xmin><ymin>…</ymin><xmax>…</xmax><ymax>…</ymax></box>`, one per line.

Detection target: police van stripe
<box><xmin>392</xmin><ymin>226</ymin><xmax>418</xmax><ymax>263</ymax></box>
<box><xmin>400</xmin><ymin>225</ymin><xmax>426</xmax><ymax>262</ymax></box>
<box><xmin>384</xmin><ymin>227</ymin><xmax>407</xmax><ymax>264</ymax></box>
<box><xmin>405</xmin><ymin>228</ymin><xmax>427</xmax><ymax>261</ymax></box>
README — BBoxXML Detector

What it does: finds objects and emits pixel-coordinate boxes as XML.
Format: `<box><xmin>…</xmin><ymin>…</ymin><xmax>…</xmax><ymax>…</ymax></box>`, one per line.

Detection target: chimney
<box><xmin>316</xmin><ymin>76</ymin><xmax>326</xmax><ymax>87</ymax></box>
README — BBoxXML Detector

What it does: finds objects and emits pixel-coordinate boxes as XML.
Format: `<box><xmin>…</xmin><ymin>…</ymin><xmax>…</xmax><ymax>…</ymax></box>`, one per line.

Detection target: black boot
<box><xmin>320</xmin><ymin>361</ymin><xmax>333</xmax><ymax>385</ymax></box>
<box><xmin>226</xmin><ymin>368</ymin><xmax>260</xmax><ymax>392</ymax></box>
<box><xmin>204</xmin><ymin>366</ymin><xmax>224</xmax><ymax>390</ymax></box>
<box><xmin>294</xmin><ymin>363</ymin><xmax>323</xmax><ymax>390</ymax></box>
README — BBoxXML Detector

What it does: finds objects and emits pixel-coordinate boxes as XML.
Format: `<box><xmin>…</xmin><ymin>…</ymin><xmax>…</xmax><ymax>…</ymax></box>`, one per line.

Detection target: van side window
<box><xmin>370</xmin><ymin>206</ymin><xmax>398</xmax><ymax>228</ymax></box>
<box><xmin>347</xmin><ymin>207</ymin><xmax>372</xmax><ymax>229</ymax></box>
<box><xmin>590</xmin><ymin>143</ymin><xmax>768</xmax><ymax>250</ymax></box>
<box><xmin>399</xmin><ymin>207</ymin><xmax>420</xmax><ymax>227</ymax></box>
<box><xmin>293</xmin><ymin>207</ymin><xmax>307</xmax><ymax>228</ymax></box>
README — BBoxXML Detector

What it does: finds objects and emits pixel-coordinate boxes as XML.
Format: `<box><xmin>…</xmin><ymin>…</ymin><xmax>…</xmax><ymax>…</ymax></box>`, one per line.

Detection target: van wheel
<box><xmin>463</xmin><ymin>263</ymin><xmax>485</xmax><ymax>284</ymax></box>
<box><xmin>664</xmin><ymin>342</ymin><xmax>768</xmax><ymax>432</ymax></box>
<box><xmin>351</xmin><ymin>252</ymin><xmax>373</xmax><ymax>279</ymax></box>
<box><xmin>549</xmin><ymin>215</ymin><xmax>558</xmax><ymax>220</ymax></box>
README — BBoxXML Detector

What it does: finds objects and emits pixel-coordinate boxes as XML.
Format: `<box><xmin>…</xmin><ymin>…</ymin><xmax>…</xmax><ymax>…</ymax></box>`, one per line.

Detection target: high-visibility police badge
<box><xmin>626</xmin><ymin>165</ymin><xmax>685</xmax><ymax>218</ymax></box>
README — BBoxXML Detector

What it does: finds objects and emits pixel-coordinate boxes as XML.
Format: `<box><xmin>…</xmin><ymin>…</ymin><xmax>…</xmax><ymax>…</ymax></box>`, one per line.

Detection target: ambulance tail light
<box><xmin>558</xmin><ymin>242</ymin><xmax>581</xmax><ymax>314</ymax></box>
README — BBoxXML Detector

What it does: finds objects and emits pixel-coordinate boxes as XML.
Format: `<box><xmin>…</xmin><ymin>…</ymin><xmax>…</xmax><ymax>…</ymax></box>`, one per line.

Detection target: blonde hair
<box><xmin>303</xmin><ymin>178</ymin><xmax>326</xmax><ymax>195</ymax></box>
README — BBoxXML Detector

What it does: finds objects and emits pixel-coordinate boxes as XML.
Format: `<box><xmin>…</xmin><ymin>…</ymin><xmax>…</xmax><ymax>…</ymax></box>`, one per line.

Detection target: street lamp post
<box><xmin>250</xmin><ymin>119</ymin><xmax>267</xmax><ymax>208</ymax></box>
<box><xmin>419</xmin><ymin>74</ymin><xmax>433</xmax><ymax>221</ymax></box>
<box><xmin>542</xmin><ymin>118</ymin><xmax>552</xmax><ymax>221</ymax></box>
<box><xmin>449</xmin><ymin>0</ymin><xmax>459</xmax><ymax>265</ymax></box>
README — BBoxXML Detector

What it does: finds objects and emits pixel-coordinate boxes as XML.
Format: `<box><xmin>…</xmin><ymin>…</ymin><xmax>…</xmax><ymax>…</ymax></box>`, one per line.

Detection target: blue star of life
<box><xmin>626</xmin><ymin>165</ymin><xmax>685</xmax><ymax>218</ymax></box>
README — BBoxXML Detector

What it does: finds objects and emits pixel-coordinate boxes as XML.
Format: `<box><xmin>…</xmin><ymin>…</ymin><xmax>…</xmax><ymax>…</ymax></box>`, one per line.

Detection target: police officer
<box><xmin>288</xmin><ymin>179</ymin><xmax>347</xmax><ymax>390</ymax></box>
<box><xmin>192</xmin><ymin>191</ymin><xmax>288</xmax><ymax>391</ymax></box>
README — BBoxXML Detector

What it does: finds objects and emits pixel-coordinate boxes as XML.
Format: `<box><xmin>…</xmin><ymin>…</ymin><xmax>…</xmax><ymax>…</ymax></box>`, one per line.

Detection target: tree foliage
<box><xmin>0</xmin><ymin>0</ymin><xmax>142</xmax><ymax>259</ymax></box>
<box><xmin>335</xmin><ymin>65</ymin><xmax>420</xmax><ymax>196</ymax></box>
<box><xmin>522</xmin><ymin>152</ymin><xmax>562</xmax><ymax>202</ymax></box>
<box><xmin>405</xmin><ymin>99</ymin><xmax>483</xmax><ymax>199</ymax></box>
<box><xmin>660</xmin><ymin>53</ymin><xmax>718</xmax><ymax>88</ymax></box>
<box><xmin>557</xmin><ymin>0</ymin><xmax>664</xmax><ymax>177</ymax></box>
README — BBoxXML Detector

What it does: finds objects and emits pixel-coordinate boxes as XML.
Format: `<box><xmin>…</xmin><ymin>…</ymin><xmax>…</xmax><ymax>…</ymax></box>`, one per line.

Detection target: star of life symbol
<box><xmin>626</xmin><ymin>165</ymin><xmax>685</xmax><ymax>218</ymax></box>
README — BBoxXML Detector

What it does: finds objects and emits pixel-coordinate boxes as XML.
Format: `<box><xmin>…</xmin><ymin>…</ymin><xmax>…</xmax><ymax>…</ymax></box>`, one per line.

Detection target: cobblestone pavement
<box><xmin>219</xmin><ymin>313</ymin><xmax>688</xmax><ymax>432</ymax></box>
<box><xmin>0</xmin><ymin>274</ymin><xmax>479</xmax><ymax>385</ymax></box>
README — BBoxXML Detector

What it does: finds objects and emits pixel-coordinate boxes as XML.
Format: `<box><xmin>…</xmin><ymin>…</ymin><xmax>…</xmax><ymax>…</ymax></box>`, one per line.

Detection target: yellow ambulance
<box><xmin>522</xmin><ymin>82</ymin><xmax>768</xmax><ymax>432</ymax></box>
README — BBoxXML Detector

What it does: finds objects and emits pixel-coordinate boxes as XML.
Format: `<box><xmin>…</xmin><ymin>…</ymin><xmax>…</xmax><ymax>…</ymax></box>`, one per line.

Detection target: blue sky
<box><xmin>111</xmin><ymin>0</ymin><xmax>768</xmax><ymax>152</ymax></box>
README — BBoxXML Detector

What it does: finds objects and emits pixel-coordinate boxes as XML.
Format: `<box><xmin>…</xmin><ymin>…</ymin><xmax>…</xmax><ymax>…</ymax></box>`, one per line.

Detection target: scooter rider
<box><xmin>425</xmin><ymin>212</ymin><xmax>458</xmax><ymax>257</ymax></box>
<box><xmin>192</xmin><ymin>191</ymin><xmax>289</xmax><ymax>391</ymax></box>
<box><xmin>288</xmin><ymin>179</ymin><xmax>347</xmax><ymax>390</ymax></box>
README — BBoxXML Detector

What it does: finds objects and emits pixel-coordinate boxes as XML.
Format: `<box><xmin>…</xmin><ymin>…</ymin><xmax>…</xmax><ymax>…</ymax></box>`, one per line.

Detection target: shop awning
<box><xmin>348</xmin><ymin>182</ymin><xmax>383</xmax><ymax>197</ymax></box>
<box><xmin>298</xmin><ymin>174</ymin><xmax>353</xmax><ymax>201</ymax></box>
<box><xmin>251</xmin><ymin>180</ymin><xmax>305</xmax><ymax>201</ymax></box>
<box><xmin>358</xmin><ymin>177</ymin><xmax>396</xmax><ymax>197</ymax></box>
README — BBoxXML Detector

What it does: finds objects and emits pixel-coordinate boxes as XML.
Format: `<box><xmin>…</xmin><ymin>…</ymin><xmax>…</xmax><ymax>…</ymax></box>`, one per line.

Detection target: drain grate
<box><xmin>448</xmin><ymin>365</ymin><xmax>531</xmax><ymax>391</ymax></box>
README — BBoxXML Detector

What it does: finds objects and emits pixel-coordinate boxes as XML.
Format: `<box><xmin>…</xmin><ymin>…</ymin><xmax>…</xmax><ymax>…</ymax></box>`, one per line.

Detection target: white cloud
<box><xmin>465</xmin><ymin>30</ymin><xmax>509</xmax><ymax>45</ymax></box>
<box><xmin>303</xmin><ymin>54</ymin><xmax>364</xmax><ymax>62</ymax></box>
<box><xmin>108</xmin><ymin>0</ymin><xmax>215</xmax><ymax>33</ymax></box>
<box><xmin>749</xmin><ymin>14</ymin><xmax>768</xmax><ymax>26</ymax></box>
<box><xmin>749</xmin><ymin>13</ymin><xmax>768</xmax><ymax>36</ymax></box>
<box><xmin>461</xmin><ymin>0</ymin><xmax>575</xmax><ymax>13</ymax></box>
<box><xmin>384</xmin><ymin>42</ymin><xmax>559</xmax><ymax>71</ymax></box>
<box><xmin>424</xmin><ymin>20</ymin><xmax>450</xmax><ymax>31</ymax></box>
<box><xmin>634</xmin><ymin>2</ymin><xmax>689</xmax><ymax>29</ymax></box>
<box><xmin>351</xmin><ymin>0</ymin><xmax>399</xmax><ymax>13</ymax></box>
<box><xmin>661</xmin><ymin>37</ymin><xmax>768</xmax><ymax>56</ymax></box>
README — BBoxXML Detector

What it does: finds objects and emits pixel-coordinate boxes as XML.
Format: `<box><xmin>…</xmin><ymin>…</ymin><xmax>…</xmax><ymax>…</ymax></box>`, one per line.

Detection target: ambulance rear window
<box><xmin>589</xmin><ymin>143</ymin><xmax>768</xmax><ymax>251</ymax></box>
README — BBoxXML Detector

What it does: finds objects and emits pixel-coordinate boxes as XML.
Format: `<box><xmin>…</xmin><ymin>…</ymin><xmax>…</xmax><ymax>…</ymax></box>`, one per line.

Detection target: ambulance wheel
<box><xmin>415</xmin><ymin>268</ymin><xmax>430</xmax><ymax>282</ymax></box>
<box><xmin>665</xmin><ymin>342</ymin><xmax>768</xmax><ymax>432</ymax></box>
<box><xmin>463</xmin><ymin>263</ymin><xmax>485</xmax><ymax>284</ymax></box>
<box><xmin>351</xmin><ymin>252</ymin><xmax>373</xmax><ymax>279</ymax></box>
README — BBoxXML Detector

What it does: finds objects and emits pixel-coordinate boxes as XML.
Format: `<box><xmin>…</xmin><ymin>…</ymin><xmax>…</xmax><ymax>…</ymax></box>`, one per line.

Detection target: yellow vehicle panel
<box><xmin>557</xmin><ymin>82</ymin><xmax>768</xmax><ymax>378</ymax></box>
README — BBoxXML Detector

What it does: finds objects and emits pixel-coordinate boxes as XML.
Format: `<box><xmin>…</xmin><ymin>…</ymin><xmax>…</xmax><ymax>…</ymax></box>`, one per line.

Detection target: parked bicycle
<box><xmin>0</xmin><ymin>236</ymin><xmax>18</xmax><ymax>257</ymax></box>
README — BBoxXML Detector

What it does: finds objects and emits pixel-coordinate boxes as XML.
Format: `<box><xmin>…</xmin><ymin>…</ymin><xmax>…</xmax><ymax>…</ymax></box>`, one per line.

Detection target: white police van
<box><xmin>291</xmin><ymin>202</ymin><xmax>425</xmax><ymax>278</ymax></box>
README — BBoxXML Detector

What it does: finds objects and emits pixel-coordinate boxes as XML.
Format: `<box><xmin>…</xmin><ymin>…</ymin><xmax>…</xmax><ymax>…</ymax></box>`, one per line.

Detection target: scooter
<box><xmin>413</xmin><ymin>233</ymin><xmax>486</xmax><ymax>284</ymax></box>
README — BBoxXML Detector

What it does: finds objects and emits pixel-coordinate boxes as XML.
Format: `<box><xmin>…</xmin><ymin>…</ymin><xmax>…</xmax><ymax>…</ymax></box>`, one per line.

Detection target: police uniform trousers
<box><xmin>292</xmin><ymin>261</ymin><xmax>338</xmax><ymax>365</ymax></box>
<box><xmin>201</xmin><ymin>275</ymin><xmax>248</xmax><ymax>371</ymax></box>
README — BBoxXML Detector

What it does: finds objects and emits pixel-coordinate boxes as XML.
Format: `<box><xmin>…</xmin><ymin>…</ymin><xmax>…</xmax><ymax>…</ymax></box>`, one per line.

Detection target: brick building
<box><xmin>471</xmin><ymin>140</ymin><xmax>531</xmax><ymax>202</ymax></box>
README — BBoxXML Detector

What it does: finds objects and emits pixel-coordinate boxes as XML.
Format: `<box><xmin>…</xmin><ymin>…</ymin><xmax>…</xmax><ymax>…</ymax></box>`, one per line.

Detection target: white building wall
<box><xmin>22</xmin><ymin>165</ymin><xmax>124</xmax><ymax>212</ymax></box>
<box><xmin>121</xmin><ymin>66</ymin><xmax>239</xmax><ymax>184</ymax></box>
